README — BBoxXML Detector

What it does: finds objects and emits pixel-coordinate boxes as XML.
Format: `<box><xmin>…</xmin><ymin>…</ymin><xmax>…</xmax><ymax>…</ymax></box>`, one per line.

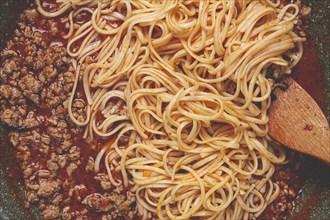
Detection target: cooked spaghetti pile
<box><xmin>37</xmin><ymin>0</ymin><xmax>303</xmax><ymax>219</ymax></box>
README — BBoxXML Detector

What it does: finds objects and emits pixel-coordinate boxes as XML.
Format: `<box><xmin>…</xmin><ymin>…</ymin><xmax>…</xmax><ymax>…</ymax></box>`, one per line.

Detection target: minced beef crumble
<box><xmin>0</xmin><ymin>6</ymin><xmax>137</xmax><ymax>220</ymax></box>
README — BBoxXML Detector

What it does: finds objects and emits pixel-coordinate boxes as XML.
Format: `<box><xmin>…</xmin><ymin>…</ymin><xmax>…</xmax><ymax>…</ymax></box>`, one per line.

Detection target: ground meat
<box><xmin>1</xmin><ymin>49</ymin><xmax>17</xmax><ymax>58</ymax></box>
<box><xmin>27</xmin><ymin>191</ymin><xmax>39</xmax><ymax>204</ymax></box>
<box><xmin>0</xmin><ymin>85</ymin><xmax>25</xmax><ymax>105</ymax></box>
<box><xmin>66</xmin><ymin>162</ymin><xmax>78</xmax><ymax>176</ymax></box>
<box><xmin>99</xmin><ymin>191</ymin><xmax>137</xmax><ymax>220</ymax></box>
<box><xmin>85</xmin><ymin>157</ymin><xmax>95</xmax><ymax>172</ymax></box>
<box><xmin>0</xmin><ymin>4</ymin><xmax>137</xmax><ymax>220</ymax></box>
<box><xmin>67</xmin><ymin>146</ymin><xmax>81</xmax><ymax>161</ymax></box>
<box><xmin>82</xmin><ymin>192</ymin><xmax>129</xmax><ymax>213</ymax></box>
<box><xmin>1</xmin><ymin>108</ymin><xmax>39</xmax><ymax>129</ymax></box>
<box><xmin>18</xmin><ymin>75</ymin><xmax>42</xmax><ymax>104</ymax></box>
<box><xmin>23</xmin><ymin>9</ymin><xmax>39</xmax><ymax>24</ymax></box>
<box><xmin>52</xmin><ymin>194</ymin><xmax>63</xmax><ymax>206</ymax></box>
<box><xmin>42</xmin><ymin>205</ymin><xmax>61</xmax><ymax>220</ymax></box>
<box><xmin>70</xmin><ymin>184</ymin><xmax>88</xmax><ymax>202</ymax></box>
<box><xmin>46</xmin><ymin>117</ymin><xmax>72</xmax><ymax>145</ymax></box>
<box><xmin>46</xmin><ymin>153</ymin><xmax>67</xmax><ymax>172</ymax></box>
<box><xmin>0</xmin><ymin>16</ymin><xmax>73</xmax><ymax>107</ymax></box>
<box><xmin>260</xmin><ymin>153</ymin><xmax>305</xmax><ymax>219</ymax></box>
<box><xmin>72</xmin><ymin>99</ymin><xmax>87</xmax><ymax>123</ymax></box>
<box><xmin>58</xmin><ymin>155</ymin><xmax>68</xmax><ymax>168</ymax></box>
<box><xmin>301</xmin><ymin>5</ymin><xmax>311</xmax><ymax>17</ymax></box>
<box><xmin>47</xmin><ymin>154</ymin><xmax>60</xmax><ymax>172</ymax></box>
<box><xmin>226</xmin><ymin>80</ymin><xmax>236</xmax><ymax>95</ymax></box>
<box><xmin>94</xmin><ymin>173</ymin><xmax>111</xmax><ymax>191</ymax></box>
<box><xmin>8</xmin><ymin>131</ymin><xmax>20</xmax><ymax>147</ymax></box>
<box><xmin>62</xmin><ymin>207</ymin><xmax>89</xmax><ymax>220</ymax></box>
<box><xmin>119</xmin><ymin>105</ymin><xmax>128</xmax><ymax>116</ymax></box>
<box><xmin>37</xmin><ymin>179</ymin><xmax>62</xmax><ymax>198</ymax></box>
<box><xmin>1</xmin><ymin>60</ymin><xmax>18</xmax><ymax>75</ymax></box>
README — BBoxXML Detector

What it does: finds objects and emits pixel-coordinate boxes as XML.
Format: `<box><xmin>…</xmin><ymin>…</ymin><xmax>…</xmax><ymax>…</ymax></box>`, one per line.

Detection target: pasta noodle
<box><xmin>37</xmin><ymin>0</ymin><xmax>304</xmax><ymax>219</ymax></box>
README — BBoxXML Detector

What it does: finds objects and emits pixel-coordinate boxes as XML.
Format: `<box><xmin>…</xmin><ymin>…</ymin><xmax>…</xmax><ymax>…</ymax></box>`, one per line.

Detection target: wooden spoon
<box><xmin>268</xmin><ymin>77</ymin><xmax>330</xmax><ymax>164</ymax></box>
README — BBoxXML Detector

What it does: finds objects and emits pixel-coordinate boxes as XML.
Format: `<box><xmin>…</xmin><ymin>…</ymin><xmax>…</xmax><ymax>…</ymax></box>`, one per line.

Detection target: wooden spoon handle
<box><xmin>268</xmin><ymin>78</ymin><xmax>330</xmax><ymax>164</ymax></box>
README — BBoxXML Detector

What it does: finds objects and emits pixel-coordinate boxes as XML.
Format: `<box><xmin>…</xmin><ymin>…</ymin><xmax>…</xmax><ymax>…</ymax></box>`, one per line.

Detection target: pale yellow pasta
<box><xmin>38</xmin><ymin>0</ymin><xmax>304</xmax><ymax>219</ymax></box>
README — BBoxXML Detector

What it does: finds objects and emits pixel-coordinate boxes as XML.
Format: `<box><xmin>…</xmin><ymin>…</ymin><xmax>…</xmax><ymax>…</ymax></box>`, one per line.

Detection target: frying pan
<box><xmin>0</xmin><ymin>0</ymin><xmax>329</xmax><ymax>219</ymax></box>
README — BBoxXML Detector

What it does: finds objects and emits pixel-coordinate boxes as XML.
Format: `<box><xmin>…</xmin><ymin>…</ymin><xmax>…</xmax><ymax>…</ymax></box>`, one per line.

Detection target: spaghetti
<box><xmin>37</xmin><ymin>0</ymin><xmax>304</xmax><ymax>219</ymax></box>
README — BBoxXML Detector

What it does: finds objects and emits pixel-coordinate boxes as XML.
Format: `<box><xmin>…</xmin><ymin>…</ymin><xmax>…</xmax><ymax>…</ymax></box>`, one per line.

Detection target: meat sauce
<box><xmin>0</xmin><ymin>1</ymin><xmax>136</xmax><ymax>219</ymax></box>
<box><xmin>0</xmin><ymin>1</ymin><xmax>328</xmax><ymax>220</ymax></box>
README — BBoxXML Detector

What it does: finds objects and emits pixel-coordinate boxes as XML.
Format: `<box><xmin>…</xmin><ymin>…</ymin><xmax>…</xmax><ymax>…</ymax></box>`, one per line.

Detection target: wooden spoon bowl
<box><xmin>268</xmin><ymin>77</ymin><xmax>330</xmax><ymax>164</ymax></box>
